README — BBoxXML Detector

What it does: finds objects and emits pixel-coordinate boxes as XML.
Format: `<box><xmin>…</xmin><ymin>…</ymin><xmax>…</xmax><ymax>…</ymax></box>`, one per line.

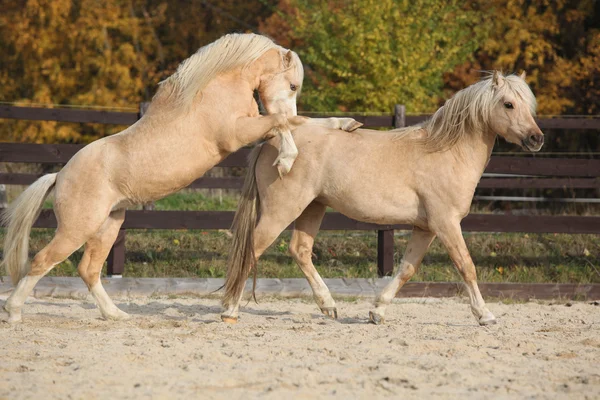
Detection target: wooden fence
<box><xmin>1</xmin><ymin>104</ymin><xmax>600</xmax><ymax>278</ymax></box>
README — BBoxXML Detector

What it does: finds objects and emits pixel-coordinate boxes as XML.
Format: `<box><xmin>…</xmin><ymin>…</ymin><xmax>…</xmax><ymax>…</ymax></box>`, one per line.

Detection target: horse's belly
<box><xmin>121</xmin><ymin>168</ymin><xmax>205</xmax><ymax>203</ymax></box>
<box><xmin>327</xmin><ymin>191</ymin><xmax>422</xmax><ymax>226</ymax></box>
<box><xmin>118</xmin><ymin>149</ymin><xmax>223</xmax><ymax>203</ymax></box>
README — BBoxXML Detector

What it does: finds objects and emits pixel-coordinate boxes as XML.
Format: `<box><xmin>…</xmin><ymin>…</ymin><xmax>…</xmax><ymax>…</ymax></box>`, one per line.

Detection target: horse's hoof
<box><xmin>479</xmin><ymin>316</ymin><xmax>497</xmax><ymax>326</ymax></box>
<box><xmin>368</xmin><ymin>311</ymin><xmax>384</xmax><ymax>325</ymax></box>
<box><xmin>103</xmin><ymin>309</ymin><xmax>131</xmax><ymax>321</ymax></box>
<box><xmin>345</xmin><ymin>120</ymin><xmax>363</xmax><ymax>132</ymax></box>
<box><xmin>478</xmin><ymin>310</ymin><xmax>497</xmax><ymax>326</ymax></box>
<box><xmin>3</xmin><ymin>304</ymin><xmax>21</xmax><ymax>324</ymax></box>
<box><xmin>221</xmin><ymin>315</ymin><xmax>238</xmax><ymax>324</ymax></box>
<box><xmin>275</xmin><ymin>161</ymin><xmax>293</xmax><ymax>177</ymax></box>
<box><xmin>321</xmin><ymin>307</ymin><xmax>338</xmax><ymax>319</ymax></box>
<box><xmin>6</xmin><ymin>311</ymin><xmax>22</xmax><ymax>324</ymax></box>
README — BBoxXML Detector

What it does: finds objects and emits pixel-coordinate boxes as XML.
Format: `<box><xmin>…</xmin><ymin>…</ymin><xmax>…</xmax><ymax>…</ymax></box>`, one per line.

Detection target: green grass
<box><xmin>7</xmin><ymin>228</ymin><xmax>599</xmax><ymax>284</ymax></box>
<box><xmin>3</xmin><ymin>191</ymin><xmax>600</xmax><ymax>283</ymax></box>
<box><xmin>153</xmin><ymin>191</ymin><xmax>239</xmax><ymax>211</ymax></box>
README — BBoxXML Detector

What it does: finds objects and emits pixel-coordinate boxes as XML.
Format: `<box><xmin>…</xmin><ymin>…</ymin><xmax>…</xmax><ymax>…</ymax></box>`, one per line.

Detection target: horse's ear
<box><xmin>492</xmin><ymin>71</ymin><xmax>504</xmax><ymax>89</ymax></box>
<box><xmin>519</xmin><ymin>70</ymin><xmax>527</xmax><ymax>80</ymax></box>
<box><xmin>283</xmin><ymin>50</ymin><xmax>293</xmax><ymax>68</ymax></box>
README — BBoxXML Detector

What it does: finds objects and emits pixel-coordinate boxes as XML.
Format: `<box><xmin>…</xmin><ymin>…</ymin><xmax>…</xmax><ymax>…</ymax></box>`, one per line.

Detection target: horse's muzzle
<box><xmin>522</xmin><ymin>133</ymin><xmax>544</xmax><ymax>152</ymax></box>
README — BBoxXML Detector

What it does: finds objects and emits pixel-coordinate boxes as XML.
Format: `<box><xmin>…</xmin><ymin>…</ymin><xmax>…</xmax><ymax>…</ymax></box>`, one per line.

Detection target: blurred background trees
<box><xmin>260</xmin><ymin>0</ymin><xmax>486</xmax><ymax>112</ymax></box>
<box><xmin>0</xmin><ymin>0</ymin><xmax>598</xmax><ymax>143</ymax></box>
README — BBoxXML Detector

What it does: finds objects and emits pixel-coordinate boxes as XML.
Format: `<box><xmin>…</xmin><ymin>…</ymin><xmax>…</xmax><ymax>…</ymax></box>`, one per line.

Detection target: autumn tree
<box><xmin>261</xmin><ymin>0</ymin><xmax>487</xmax><ymax>112</ymax></box>
<box><xmin>0</xmin><ymin>0</ymin><xmax>271</xmax><ymax>143</ymax></box>
<box><xmin>445</xmin><ymin>0</ymin><xmax>600</xmax><ymax>116</ymax></box>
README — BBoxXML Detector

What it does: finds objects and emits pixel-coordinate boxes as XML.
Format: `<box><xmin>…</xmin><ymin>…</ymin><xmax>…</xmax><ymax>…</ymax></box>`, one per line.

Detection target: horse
<box><xmin>1</xmin><ymin>33</ymin><xmax>360</xmax><ymax>323</ymax></box>
<box><xmin>221</xmin><ymin>71</ymin><xmax>544</xmax><ymax>326</ymax></box>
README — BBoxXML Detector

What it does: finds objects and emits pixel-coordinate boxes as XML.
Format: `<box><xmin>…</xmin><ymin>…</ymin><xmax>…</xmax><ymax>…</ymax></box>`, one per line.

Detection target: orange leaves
<box><xmin>447</xmin><ymin>0</ymin><xmax>600</xmax><ymax>116</ymax></box>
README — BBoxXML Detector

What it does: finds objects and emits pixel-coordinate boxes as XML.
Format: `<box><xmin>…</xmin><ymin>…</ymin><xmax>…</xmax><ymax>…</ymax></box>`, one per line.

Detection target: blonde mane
<box><xmin>157</xmin><ymin>33</ymin><xmax>299</xmax><ymax>110</ymax></box>
<box><xmin>394</xmin><ymin>72</ymin><xmax>537</xmax><ymax>152</ymax></box>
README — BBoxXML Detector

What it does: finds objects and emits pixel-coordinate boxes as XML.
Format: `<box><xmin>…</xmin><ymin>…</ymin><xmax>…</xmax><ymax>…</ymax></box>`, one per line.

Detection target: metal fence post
<box><xmin>376</xmin><ymin>105</ymin><xmax>405</xmax><ymax>277</ymax></box>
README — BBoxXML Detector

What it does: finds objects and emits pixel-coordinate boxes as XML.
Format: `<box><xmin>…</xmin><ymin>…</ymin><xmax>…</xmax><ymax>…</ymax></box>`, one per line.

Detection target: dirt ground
<box><xmin>1</xmin><ymin>295</ymin><xmax>599</xmax><ymax>399</ymax></box>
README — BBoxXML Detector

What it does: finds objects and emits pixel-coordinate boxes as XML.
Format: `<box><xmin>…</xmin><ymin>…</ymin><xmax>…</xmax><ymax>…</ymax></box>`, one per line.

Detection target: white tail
<box><xmin>1</xmin><ymin>173</ymin><xmax>57</xmax><ymax>285</ymax></box>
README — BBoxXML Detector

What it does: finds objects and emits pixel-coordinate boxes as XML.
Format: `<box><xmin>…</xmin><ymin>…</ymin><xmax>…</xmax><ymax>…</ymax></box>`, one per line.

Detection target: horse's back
<box><xmin>257</xmin><ymin>126</ymin><xmax>424</xmax><ymax>226</ymax></box>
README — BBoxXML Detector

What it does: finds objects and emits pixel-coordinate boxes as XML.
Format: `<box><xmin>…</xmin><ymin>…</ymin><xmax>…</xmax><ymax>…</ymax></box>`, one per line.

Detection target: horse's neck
<box><xmin>144</xmin><ymin>72</ymin><xmax>256</xmax><ymax>136</ymax></box>
<box><xmin>452</xmin><ymin>128</ymin><xmax>497</xmax><ymax>183</ymax></box>
<box><xmin>120</xmin><ymin>72</ymin><xmax>257</xmax><ymax>169</ymax></box>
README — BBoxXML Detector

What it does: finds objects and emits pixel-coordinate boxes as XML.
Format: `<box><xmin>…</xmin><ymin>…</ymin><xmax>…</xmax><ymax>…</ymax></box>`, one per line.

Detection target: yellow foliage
<box><xmin>0</xmin><ymin>0</ymin><xmax>274</xmax><ymax>143</ymax></box>
<box><xmin>262</xmin><ymin>0</ymin><xmax>487</xmax><ymax>113</ymax></box>
<box><xmin>446</xmin><ymin>0</ymin><xmax>600</xmax><ymax>115</ymax></box>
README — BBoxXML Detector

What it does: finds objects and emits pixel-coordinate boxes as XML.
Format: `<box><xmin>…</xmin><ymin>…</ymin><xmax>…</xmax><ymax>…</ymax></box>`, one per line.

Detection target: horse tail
<box><xmin>1</xmin><ymin>173</ymin><xmax>58</xmax><ymax>285</ymax></box>
<box><xmin>222</xmin><ymin>146</ymin><xmax>263</xmax><ymax>308</ymax></box>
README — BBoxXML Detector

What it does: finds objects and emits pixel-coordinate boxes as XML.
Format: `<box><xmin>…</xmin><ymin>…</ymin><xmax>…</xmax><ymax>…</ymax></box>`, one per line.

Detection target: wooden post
<box><xmin>394</xmin><ymin>104</ymin><xmax>405</xmax><ymax>129</ymax></box>
<box><xmin>107</xmin><ymin>230</ymin><xmax>126</xmax><ymax>277</ymax></box>
<box><xmin>377</xmin><ymin>230</ymin><xmax>394</xmax><ymax>277</ymax></box>
<box><xmin>376</xmin><ymin>105</ymin><xmax>405</xmax><ymax>277</ymax></box>
<box><xmin>0</xmin><ymin>184</ymin><xmax>7</xmax><ymax>208</ymax></box>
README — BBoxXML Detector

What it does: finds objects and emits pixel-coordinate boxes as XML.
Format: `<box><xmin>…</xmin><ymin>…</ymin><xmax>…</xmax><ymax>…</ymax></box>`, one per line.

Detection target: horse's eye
<box><xmin>504</xmin><ymin>102</ymin><xmax>514</xmax><ymax>109</ymax></box>
<box><xmin>290</xmin><ymin>83</ymin><xmax>297</xmax><ymax>92</ymax></box>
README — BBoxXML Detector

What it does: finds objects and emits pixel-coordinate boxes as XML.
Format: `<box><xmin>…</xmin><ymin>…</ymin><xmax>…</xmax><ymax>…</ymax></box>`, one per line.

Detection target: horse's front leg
<box><xmin>272</xmin><ymin>124</ymin><xmax>298</xmax><ymax>177</ymax></box>
<box><xmin>433</xmin><ymin>219</ymin><xmax>496</xmax><ymax>326</ymax></box>
<box><xmin>369</xmin><ymin>227</ymin><xmax>435</xmax><ymax>324</ymax></box>
<box><xmin>232</xmin><ymin>115</ymin><xmax>297</xmax><ymax>176</ymax></box>
<box><xmin>289</xmin><ymin>116</ymin><xmax>363</xmax><ymax>132</ymax></box>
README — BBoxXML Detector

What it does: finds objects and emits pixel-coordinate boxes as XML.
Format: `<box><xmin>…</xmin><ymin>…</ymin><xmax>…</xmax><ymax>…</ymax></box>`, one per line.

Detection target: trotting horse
<box><xmin>221</xmin><ymin>71</ymin><xmax>544</xmax><ymax>326</ymax></box>
<box><xmin>1</xmin><ymin>33</ymin><xmax>360</xmax><ymax>323</ymax></box>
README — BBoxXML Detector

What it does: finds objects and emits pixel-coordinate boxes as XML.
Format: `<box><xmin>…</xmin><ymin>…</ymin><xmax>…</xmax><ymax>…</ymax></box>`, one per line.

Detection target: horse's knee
<box><xmin>77</xmin><ymin>257</ymin><xmax>100</xmax><ymax>288</ymax></box>
<box><xmin>80</xmin><ymin>270</ymin><xmax>101</xmax><ymax>288</ymax></box>
<box><xmin>289</xmin><ymin>241</ymin><xmax>312</xmax><ymax>263</ymax></box>
<box><xmin>28</xmin><ymin>251</ymin><xmax>53</xmax><ymax>276</ymax></box>
<box><xmin>398</xmin><ymin>263</ymin><xmax>416</xmax><ymax>280</ymax></box>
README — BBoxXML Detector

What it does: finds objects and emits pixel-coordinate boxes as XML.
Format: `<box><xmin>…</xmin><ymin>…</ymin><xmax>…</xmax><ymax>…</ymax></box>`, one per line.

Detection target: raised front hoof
<box><xmin>274</xmin><ymin>159</ymin><xmax>295</xmax><ymax>177</ymax></box>
<box><xmin>368</xmin><ymin>311</ymin><xmax>384</xmax><ymax>325</ymax></box>
<box><xmin>102</xmin><ymin>309</ymin><xmax>131</xmax><ymax>321</ymax></box>
<box><xmin>321</xmin><ymin>307</ymin><xmax>338</xmax><ymax>320</ymax></box>
<box><xmin>343</xmin><ymin>120</ymin><xmax>363</xmax><ymax>132</ymax></box>
<box><xmin>221</xmin><ymin>315</ymin><xmax>238</xmax><ymax>324</ymax></box>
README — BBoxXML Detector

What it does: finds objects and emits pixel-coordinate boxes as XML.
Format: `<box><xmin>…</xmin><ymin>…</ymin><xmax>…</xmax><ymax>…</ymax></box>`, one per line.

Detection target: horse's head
<box><xmin>488</xmin><ymin>71</ymin><xmax>544</xmax><ymax>152</ymax></box>
<box><xmin>255</xmin><ymin>49</ymin><xmax>304</xmax><ymax>117</ymax></box>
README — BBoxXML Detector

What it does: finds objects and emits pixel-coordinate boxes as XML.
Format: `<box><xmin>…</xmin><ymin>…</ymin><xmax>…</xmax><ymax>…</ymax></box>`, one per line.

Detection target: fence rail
<box><xmin>2</xmin><ymin>104</ymin><xmax>600</xmax><ymax>278</ymax></box>
<box><xmin>4</xmin><ymin>105</ymin><xmax>600</xmax><ymax>129</ymax></box>
<box><xmin>21</xmin><ymin>208</ymin><xmax>600</xmax><ymax>234</ymax></box>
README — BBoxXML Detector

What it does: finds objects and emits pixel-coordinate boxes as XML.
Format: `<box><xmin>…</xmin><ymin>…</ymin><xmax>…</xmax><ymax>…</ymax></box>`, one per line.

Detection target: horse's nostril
<box><xmin>530</xmin><ymin>134</ymin><xmax>543</xmax><ymax>145</ymax></box>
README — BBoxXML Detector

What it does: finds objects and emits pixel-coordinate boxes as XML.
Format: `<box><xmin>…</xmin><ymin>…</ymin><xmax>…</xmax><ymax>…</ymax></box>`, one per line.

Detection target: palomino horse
<box><xmin>222</xmin><ymin>71</ymin><xmax>544</xmax><ymax>326</ymax></box>
<box><xmin>1</xmin><ymin>33</ymin><xmax>359</xmax><ymax>323</ymax></box>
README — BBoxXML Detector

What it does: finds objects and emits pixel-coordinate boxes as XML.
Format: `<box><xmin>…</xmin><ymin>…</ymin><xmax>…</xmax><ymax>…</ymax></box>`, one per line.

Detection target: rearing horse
<box><xmin>1</xmin><ymin>33</ymin><xmax>359</xmax><ymax>323</ymax></box>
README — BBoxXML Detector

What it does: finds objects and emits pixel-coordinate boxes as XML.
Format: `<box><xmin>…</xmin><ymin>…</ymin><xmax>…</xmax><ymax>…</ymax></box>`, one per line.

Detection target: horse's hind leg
<box><xmin>4</xmin><ymin>232</ymin><xmax>87</xmax><ymax>323</ymax></box>
<box><xmin>434</xmin><ymin>220</ymin><xmax>496</xmax><ymax>326</ymax></box>
<box><xmin>222</xmin><ymin>213</ymin><xmax>302</xmax><ymax>322</ymax></box>
<box><xmin>77</xmin><ymin>209</ymin><xmax>128</xmax><ymax>320</ymax></box>
<box><xmin>289</xmin><ymin>202</ymin><xmax>337</xmax><ymax>318</ymax></box>
<box><xmin>369</xmin><ymin>227</ymin><xmax>435</xmax><ymax>325</ymax></box>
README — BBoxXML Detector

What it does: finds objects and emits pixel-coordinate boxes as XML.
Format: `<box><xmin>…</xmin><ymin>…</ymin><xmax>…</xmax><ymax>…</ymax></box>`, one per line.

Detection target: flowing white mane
<box><xmin>157</xmin><ymin>33</ymin><xmax>299</xmax><ymax>109</ymax></box>
<box><xmin>394</xmin><ymin>72</ymin><xmax>537</xmax><ymax>151</ymax></box>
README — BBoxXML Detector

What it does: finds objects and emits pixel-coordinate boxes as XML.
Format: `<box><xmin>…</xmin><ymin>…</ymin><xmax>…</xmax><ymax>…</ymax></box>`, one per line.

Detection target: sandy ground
<box><xmin>0</xmin><ymin>295</ymin><xmax>599</xmax><ymax>400</ymax></box>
